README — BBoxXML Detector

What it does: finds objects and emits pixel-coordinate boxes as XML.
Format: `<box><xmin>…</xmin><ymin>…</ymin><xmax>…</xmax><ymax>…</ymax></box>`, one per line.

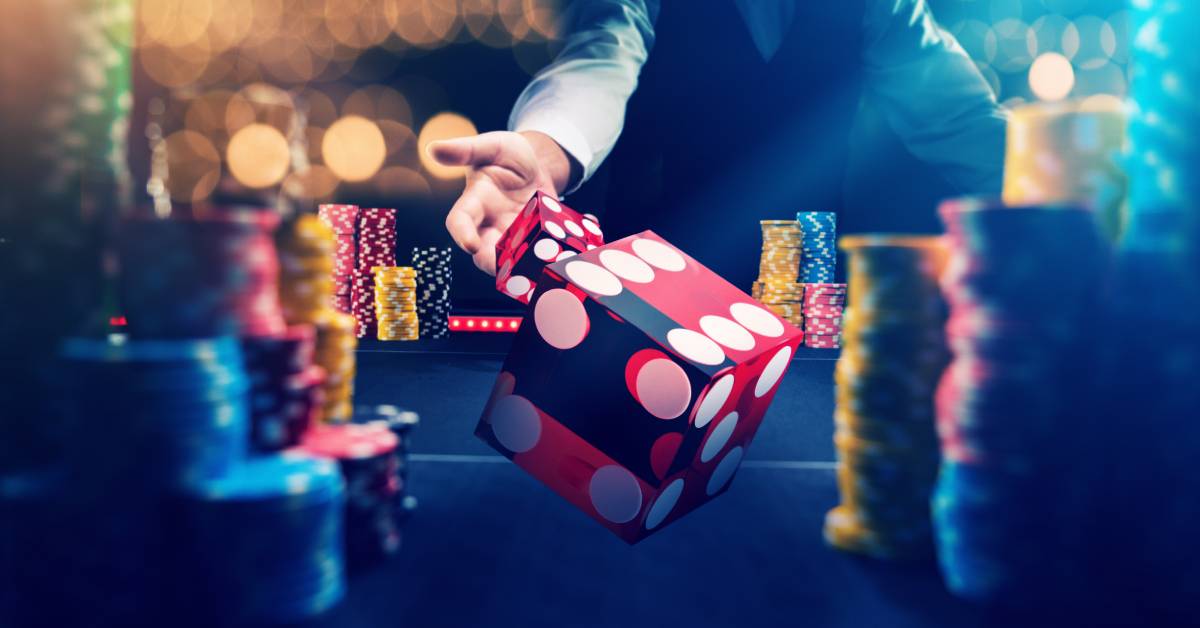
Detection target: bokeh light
<box><xmin>226</xmin><ymin>123</ymin><xmax>291</xmax><ymax>188</ymax></box>
<box><xmin>417</xmin><ymin>112</ymin><xmax>478</xmax><ymax>179</ymax></box>
<box><xmin>322</xmin><ymin>115</ymin><xmax>387</xmax><ymax>182</ymax></box>
<box><xmin>164</xmin><ymin>130</ymin><xmax>222</xmax><ymax>202</ymax></box>
<box><xmin>1029</xmin><ymin>52</ymin><xmax>1076</xmax><ymax>101</ymax></box>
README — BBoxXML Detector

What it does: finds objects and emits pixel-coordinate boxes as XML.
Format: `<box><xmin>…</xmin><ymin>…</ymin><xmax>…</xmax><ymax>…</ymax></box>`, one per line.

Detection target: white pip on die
<box><xmin>476</xmin><ymin>231</ymin><xmax>804</xmax><ymax>543</ymax></box>
<box><xmin>494</xmin><ymin>191</ymin><xmax>604</xmax><ymax>304</ymax></box>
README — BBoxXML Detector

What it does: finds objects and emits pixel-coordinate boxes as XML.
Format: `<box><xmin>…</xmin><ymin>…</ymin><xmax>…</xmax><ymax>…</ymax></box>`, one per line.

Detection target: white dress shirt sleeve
<box><xmin>508</xmin><ymin>0</ymin><xmax>659</xmax><ymax>193</ymax></box>
<box><xmin>861</xmin><ymin>0</ymin><xmax>1008</xmax><ymax>194</ymax></box>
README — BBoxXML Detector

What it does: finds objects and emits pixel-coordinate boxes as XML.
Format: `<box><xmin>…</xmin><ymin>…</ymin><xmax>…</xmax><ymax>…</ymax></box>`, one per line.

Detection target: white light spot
<box><xmin>582</xmin><ymin>218</ymin><xmax>603</xmax><ymax>237</ymax></box>
<box><xmin>698</xmin><ymin>315</ymin><xmax>756</xmax><ymax>351</ymax></box>
<box><xmin>589</xmin><ymin>465</ymin><xmax>642</xmax><ymax>524</ymax></box>
<box><xmin>706</xmin><ymin>447</ymin><xmax>743</xmax><ymax>495</ymax></box>
<box><xmin>505</xmin><ymin>275</ymin><xmax>531</xmax><ymax>297</ymax></box>
<box><xmin>564</xmin><ymin>219</ymin><xmax>584</xmax><ymax>237</ymax></box>
<box><xmin>541</xmin><ymin>196</ymin><xmax>562</xmax><ymax>212</ymax></box>
<box><xmin>700</xmin><ymin>412</ymin><xmax>738</xmax><ymax>463</ymax></box>
<box><xmin>631</xmin><ymin>238</ymin><xmax>686</xmax><ymax>272</ymax></box>
<box><xmin>754</xmin><ymin>345</ymin><xmax>792</xmax><ymax>397</ymax></box>
<box><xmin>490</xmin><ymin>395</ymin><xmax>541</xmax><ymax>453</ymax></box>
<box><xmin>666</xmin><ymin>328</ymin><xmax>725</xmax><ymax>366</ymax></box>
<box><xmin>586</xmin><ymin>244</ymin><xmax>597</xmax><ymax>251</ymax></box>
<box><xmin>564</xmin><ymin>261</ymin><xmax>622</xmax><ymax>296</ymax></box>
<box><xmin>543</xmin><ymin>221</ymin><xmax>566</xmax><ymax>239</ymax></box>
<box><xmin>534</xmin><ymin>288</ymin><xmax>589</xmax><ymax>349</ymax></box>
<box><xmin>555</xmin><ymin>251</ymin><xmax>577</xmax><ymax>262</ymax></box>
<box><xmin>693</xmin><ymin>374</ymin><xmax>734</xmax><ymax>428</ymax></box>
<box><xmin>533</xmin><ymin>238</ymin><xmax>560</xmax><ymax>261</ymax></box>
<box><xmin>730</xmin><ymin>302</ymin><xmax>784</xmax><ymax>338</ymax></box>
<box><xmin>644</xmin><ymin>478</ymin><xmax>684</xmax><ymax>530</ymax></box>
<box><xmin>599</xmin><ymin>249</ymin><xmax>655</xmax><ymax>283</ymax></box>
<box><xmin>635</xmin><ymin>358</ymin><xmax>692</xmax><ymax>420</ymax></box>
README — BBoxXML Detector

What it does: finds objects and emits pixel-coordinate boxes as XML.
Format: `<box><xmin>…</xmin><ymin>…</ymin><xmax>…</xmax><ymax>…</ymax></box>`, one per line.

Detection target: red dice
<box><xmin>495</xmin><ymin>191</ymin><xmax>605</xmax><ymax>303</ymax></box>
<box><xmin>476</xmin><ymin>231</ymin><xmax>804</xmax><ymax>542</ymax></box>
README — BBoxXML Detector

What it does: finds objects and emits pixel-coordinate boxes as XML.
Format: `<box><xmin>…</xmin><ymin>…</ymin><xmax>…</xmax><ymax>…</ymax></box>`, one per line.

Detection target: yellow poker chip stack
<box><xmin>752</xmin><ymin>220</ymin><xmax>805</xmax><ymax>327</ymax></box>
<box><xmin>312</xmin><ymin>308</ymin><xmax>357</xmax><ymax>422</ymax></box>
<box><xmin>278</xmin><ymin>215</ymin><xmax>337</xmax><ymax>323</ymax></box>
<box><xmin>374</xmin><ymin>266</ymin><xmax>419</xmax><ymax>341</ymax></box>
<box><xmin>824</xmin><ymin>235</ymin><xmax>949</xmax><ymax>560</ymax></box>
<box><xmin>1002</xmin><ymin>97</ymin><xmax>1128</xmax><ymax>242</ymax></box>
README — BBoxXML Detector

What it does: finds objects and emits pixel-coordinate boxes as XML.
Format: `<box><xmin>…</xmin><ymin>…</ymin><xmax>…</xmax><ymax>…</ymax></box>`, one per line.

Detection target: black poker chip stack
<box><xmin>354</xmin><ymin>404</ymin><xmax>420</xmax><ymax>522</ymax></box>
<box><xmin>411</xmin><ymin>247</ymin><xmax>453</xmax><ymax>338</ymax></box>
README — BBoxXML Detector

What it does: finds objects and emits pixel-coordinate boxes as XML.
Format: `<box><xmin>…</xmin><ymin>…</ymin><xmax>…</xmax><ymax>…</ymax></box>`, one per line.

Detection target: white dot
<box><xmin>542</xmin><ymin>196</ymin><xmax>562</xmax><ymax>212</ymax></box>
<box><xmin>586</xmin><ymin>244</ymin><xmax>597</xmax><ymax>251</ymax></box>
<box><xmin>599</xmin><ymin>249</ymin><xmax>655</xmax><ymax>283</ymax></box>
<box><xmin>706</xmin><ymin>447</ymin><xmax>743</xmax><ymax>495</ymax></box>
<box><xmin>698</xmin><ymin>315</ymin><xmax>755</xmax><ymax>351</ymax></box>
<box><xmin>564</xmin><ymin>219</ymin><xmax>584</xmax><ymax>237</ymax></box>
<box><xmin>505</xmin><ymin>275</ymin><xmax>531</xmax><ymax>296</ymax></box>
<box><xmin>730</xmin><ymin>302</ymin><xmax>784</xmax><ymax>338</ymax></box>
<box><xmin>635</xmin><ymin>358</ymin><xmax>692</xmax><ymax>420</ymax></box>
<box><xmin>582</xmin><ymin>219</ymin><xmax>603</xmax><ymax>237</ymax></box>
<box><xmin>533</xmin><ymin>238</ymin><xmax>560</xmax><ymax>261</ymax></box>
<box><xmin>490</xmin><ymin>395</ymin><xmax>541</xmax><ymax>453</ymax></box>
<box><xmin>555</xmin><ymin>251</ymin><xmax>577</xmax><ymax>262</ymax></box>
<box><xmin>534</xmin><ymin>288</ymin><xmax>589</xmax><ymax>350</ymax></box>
<box><xmin>498</xmin><ymin>259</ymin><xmax>513</xmax><ymax>279</ymax></box>
<box><xmin>700</xmin><ymin>411</ymin><xmax>738</xmax><ymax>463</ymax></box>
<box><xmin>666</xmin><ymin>328</ymin><xmax>725</xmax><ymax>366</ymax></box>
<box><xmin>564</xmin><ymin>261</ymin><xmax>623</xmax><ymax>296</ymax></box>
<box><xmin>644</xmin><ymin>478</ymin><xmax>684</xmax><ymax>530</ymax></box>
<box><xmin>693</xmin><ymin>374</ymin><xmax>734</xmax><ymax>428</ymax></box>
<box><xmin>631</xmin><ymin>238</ymin><xmax>686</xmax><ymax>272</ymax></box>
<box><xmin>544</xmin><ymin>221</ymin><xmax>566</xmax><ymax>239</ymax></box>
<box><xmin>754</xmin><ymin>345</ymin><xmax>792</xmax><ymax>397</ymax></box>
<box><xmin>589</xmin><ymin>465</ymin><xmax>643</xmax><ymax>524</ymax></box>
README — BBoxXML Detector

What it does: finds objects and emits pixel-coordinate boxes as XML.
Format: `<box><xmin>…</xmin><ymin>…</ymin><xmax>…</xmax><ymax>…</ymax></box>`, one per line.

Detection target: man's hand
<box><xmin>429</xmin><ymin>131</ymin><xmax>575</xmax><ymax>275</ymax></box>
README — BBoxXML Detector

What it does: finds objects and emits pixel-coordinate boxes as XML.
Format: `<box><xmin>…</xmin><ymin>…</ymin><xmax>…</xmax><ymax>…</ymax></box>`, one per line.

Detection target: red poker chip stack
<box><xmin>352</xmin><ymin>208</ymin><xmax>398</xmax><ymax>338</ymax></box>
<box><xmin>119</xmin><ymin>208</ymin><xmax>288</xmax><ymax>337</ymax></box>
<box><xmin>804</xmin><ymin>283</ymin><xmax>847</xmax><ymax>349</ymax></box>
<box><xmin>241</xmin><ymin>325</ymin><xmax>326</xmax><ymax>451</ymax></box>
<box><xmin>319</xmin><ymin>204</ymin><xmax>359</xmax><ymax>314</ymax></box>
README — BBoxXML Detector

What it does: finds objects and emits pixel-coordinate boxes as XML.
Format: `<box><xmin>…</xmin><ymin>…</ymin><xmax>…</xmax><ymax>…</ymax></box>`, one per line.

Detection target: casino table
<box><xmin>309</xmin><ymin>336</ymin><xmax>989</xmax><ymax>628</ymax></box>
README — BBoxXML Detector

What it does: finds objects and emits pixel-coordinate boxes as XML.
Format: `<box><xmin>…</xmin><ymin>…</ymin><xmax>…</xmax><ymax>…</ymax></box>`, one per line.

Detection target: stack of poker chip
<box><xmin>241</xmin><ymin>326</ymin><xmax>325</xmax><ymax>451</ymax></box>
<box><xmin>354</xmin><ymin>405</ymin><xmax>421</xmax><ymax>522</ymax></box>
<box><xmin>312</xmin><ymin>309</ymin><xmax>358</xmax><ymax>423</ymax></box>
<box><xmin>1002</xmin><ymin>99</ymin><xmax>1127</xmax><ymax>242</ymax></box>
<box><xmin>803</xmin><ymin>283</ymin><xmax>846</xmax><ymax>348</ymax></box>
<box><xmin>412</xmin><ymin>247</ymin><xmax>453</xmax><ymax>338</ymax></box>
<box><xmin>170</xmin><ymin>453</ymin><xmax>346</xmax><ymax>625</ymax></box>
<box><xmin>751</xmin><ymin>220</ymin><xmax>804</xmax><ymax>326</ymax></box>
<box><xmin>301</xmin><ymin>422</ymin><xmax>404</xmax><ymax>570</ymax></box>
<box><xmin>352</xmin><ymin>208</ymin><xmax>398</xmax><ymax>338</ymax></box>
<box><xmin>374</xmin><ymin>266</ymin><xmax>419</xmax><ymax>341</ymax></box>
<box><xmin>798</xmin><ymin>211</ymin><xmax>837</xmax><ymax>284</ymax></box>
<box><xmin>118</xmin><ymin>209</ymin><xmax>287</xmax><ymax>337</ymax></box>
<box><xmin>278</xmin><ymin>215</ymin><xmax>338</xmax><ymax>323</ymax></box>
<box><xmin>935</xmin><ymin>198</ymin><xmax>1107</xmax><ymax>603</ymax></box>
<box><xmin>824</xmin><ymin>236</ymin><xmax>948</xmax><ymax>561</ymax></box>
<box><xmin>318</xmin><ymin>204</ymin><xmax>359</xmax><ymax>314</ymax></box>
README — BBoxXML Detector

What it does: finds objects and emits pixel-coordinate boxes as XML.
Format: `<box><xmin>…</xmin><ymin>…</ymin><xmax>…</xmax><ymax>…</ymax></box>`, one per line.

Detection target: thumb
<box><xmin>427</xmin><ymin>132</ymin><xmax>505</xmax><ymax>168</ymax></box>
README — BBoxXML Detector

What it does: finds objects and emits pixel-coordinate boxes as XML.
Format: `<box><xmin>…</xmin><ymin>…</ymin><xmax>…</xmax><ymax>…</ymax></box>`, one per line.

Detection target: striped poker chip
<box><xmin>318</xmin><ymin>204</ymin><xmax>359</xmax><ymax>234</ymax></box>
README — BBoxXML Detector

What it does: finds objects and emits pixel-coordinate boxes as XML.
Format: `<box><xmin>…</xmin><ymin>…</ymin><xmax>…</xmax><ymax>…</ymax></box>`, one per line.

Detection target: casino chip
<box><xmin>934</xmin><ymin>198</ymin><xmax>1109</xmax><ymax>603</ymax></box>
<box><xmin>412</xmin><ymin>246</ymin><xmax>453</xmax><ymax>338</ymax></box>
<box><xmin>241</xmin><ymin>326</ymin><xmax>325</xmax><ymax>451</ymax></box>
<box><xmin>353</xmin><ymin>405</ymin><xmax>421</xmax><ymax>523</ymax></box>
<box><xmin>278</xmin><ymin>215</ymin><xmax>337</xmax><ymax>322</ymax></box>
<box><xmin>751</xmin><ymin>220</ymin><xmax>805</xmax><ymax>328</ymax></box>
<box><xmin>170</xmin><ymin>452</ymin><xmax>347</xmax><ymax>624</ymax></box>
<box><xmin>798</xmin><ymin>211</ymin><xmax>837</xmax><ymax>284</ymax></box>
<box><xmin>373</xmin><ymin>266</ymin><xmax>419</xmax><ymax>341</ymax></box>
<box><xmin>351</xmin><ymin>209</ymin><xmax>398</xmax><ymax>338</ymax></box>
<box><xmin>824</xmin><ymin>235</ymin><xmax>948</xmax><ymax>561</ymax></box>
<box><xmin>802</xmin><ymin>283</ymin><xmax>846</xmax><ymax>349</ymax></box>
<box><xmin>301</xmin><ymin>421</ymin><xmax>404</xmax><ymax>569</ymax></box>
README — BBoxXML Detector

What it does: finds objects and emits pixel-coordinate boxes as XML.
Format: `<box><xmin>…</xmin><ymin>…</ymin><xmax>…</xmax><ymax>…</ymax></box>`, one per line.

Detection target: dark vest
<box><xmin>586</xmin><ymin>0</ymin><xmax>954</xmax><ymax>288</ymax></box>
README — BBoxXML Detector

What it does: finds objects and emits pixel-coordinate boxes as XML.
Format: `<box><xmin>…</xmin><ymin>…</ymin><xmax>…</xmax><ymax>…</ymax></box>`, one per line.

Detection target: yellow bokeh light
<box><xmin>417</xmin><ymin>112</ymin><xmax>478</xmax><ymax>179</ymax></box>
<box><xmin>343</xmin><ymin>86</ymin><xmax>412</xmax><ymax>126</ymax></box>
<box><xmin>1029</xmin><ymin>52</ymin><xmax>1076</xmax><ymax>102</ymax></box>
<box><xmin>225</xmin><ymin>83</ymin><xmax>294</xmax><ymax>135</ymax></box>
<box><xmin>164</xmin><ymin>130</ymin><xmax>222</xmax><ymax>203</ymax></box>
<box><xmin>323</xmin><ymin>115</ymin><xmax>387</xmax><ymax>182</ymax></box>
<box><xmin>227</xmin><ymin>123</ymin><xmax>291</xmax><ymax>188</ymax></box>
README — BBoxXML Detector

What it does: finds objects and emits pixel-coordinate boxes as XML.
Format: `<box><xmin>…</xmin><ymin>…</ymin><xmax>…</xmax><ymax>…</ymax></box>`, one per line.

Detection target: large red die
<box><xmin>476</xmin><ymin>231</ymin><xmax>804</xmax><ymax>542</ymax></box>
<box><xmin>495</xmin><ymin>191</ymin><xmax>605</xmax><ymax>303</ymax></box>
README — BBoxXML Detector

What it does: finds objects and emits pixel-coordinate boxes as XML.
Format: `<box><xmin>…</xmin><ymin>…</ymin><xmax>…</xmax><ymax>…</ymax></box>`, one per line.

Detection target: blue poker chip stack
<box><xmin>170</xmin><ymin>453</ymin><xmax>347</xmax><ymax>625</ymax></box>
<box><xmin>797</xmin><ymin>212</ymin><xmax>837</xmax><ymax>283</ymax></box>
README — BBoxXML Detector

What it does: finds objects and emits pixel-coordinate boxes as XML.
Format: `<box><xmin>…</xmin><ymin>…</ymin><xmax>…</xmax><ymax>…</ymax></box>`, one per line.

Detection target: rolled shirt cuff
<box><xmin>510</xmin><ymin>110</ymin><xmax>595</xmax><ymax>196</ymax></box>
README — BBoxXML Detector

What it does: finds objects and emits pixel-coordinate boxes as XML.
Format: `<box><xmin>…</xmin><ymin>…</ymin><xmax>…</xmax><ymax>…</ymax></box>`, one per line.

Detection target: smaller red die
<box><xmin>495</xmin><ymin>191</ymin><xmax>604</xmax><ymax>303</ymax></box>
